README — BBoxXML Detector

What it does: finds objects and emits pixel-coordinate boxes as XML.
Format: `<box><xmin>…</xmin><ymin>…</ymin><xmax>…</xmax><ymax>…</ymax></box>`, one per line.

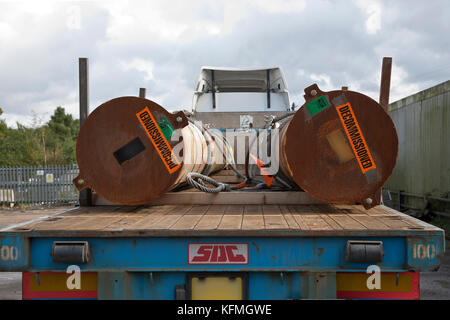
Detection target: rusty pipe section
<box><xmin>277</xmin><ymin>84</ymin><xmax>398</xmax><ymax>209</ymax></box>
<box><xmin>73</xmin><ymin>96</ymin><xmax>228</xmax><ymax>205</ymax></box>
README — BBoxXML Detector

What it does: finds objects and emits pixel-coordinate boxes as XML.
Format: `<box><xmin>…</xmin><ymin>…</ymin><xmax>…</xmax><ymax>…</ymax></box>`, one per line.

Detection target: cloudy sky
<box><xmin>0</xmin><ymin>0</ymin><xmax>449</xmax><ymax>127</ymax></box>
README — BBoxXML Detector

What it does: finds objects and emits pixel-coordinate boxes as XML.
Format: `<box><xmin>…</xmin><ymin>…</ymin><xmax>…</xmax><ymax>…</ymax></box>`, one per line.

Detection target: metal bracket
<box><xmin>51</xmin><ymin>241</ymin><xmax>91</xmax><ymax>264</ymax></box>
<box><xmin>175</xmin><ymin>284</ymin><xmax>186</xmax><ymax>300</ymax></box>
<box><xmin>345</xmin><ymin>240</ymin><xmax>384</xmax><ymax>263</ymax></box>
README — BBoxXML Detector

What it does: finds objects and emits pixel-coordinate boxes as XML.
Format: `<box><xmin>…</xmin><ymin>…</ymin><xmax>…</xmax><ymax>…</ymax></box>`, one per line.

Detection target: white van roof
<box><xmin>195</xmin><ymin>67</ymin><xmax>288</xmax><ymax>93</ymax></box>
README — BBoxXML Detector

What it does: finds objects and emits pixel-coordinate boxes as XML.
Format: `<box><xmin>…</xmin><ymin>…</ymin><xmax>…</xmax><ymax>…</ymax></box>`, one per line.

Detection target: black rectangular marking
<box><xmin>113</xmin><ymin>137</ymin><xmax>146</xmax><ymax>165</ymax></box>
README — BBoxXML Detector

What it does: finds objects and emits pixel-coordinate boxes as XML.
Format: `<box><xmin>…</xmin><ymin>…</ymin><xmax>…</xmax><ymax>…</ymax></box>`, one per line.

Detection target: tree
<box><xmin>0</xmin><ymin>108</ymin><xmax>6</xmax><ymax>140</ymax></box>
<box><xmin>0</xmin><ymin>125</ymin><xmax>30</xmax><ymax>166</ymax></box>
<box><xmin>46</xmin><ymin>107</ymin><xmax>79</xmax><ymax>164</ymax></box>
<box><xmin>0</xmin><ymin>106</ymin><xmax>79</xmax><ymax>166</ymax></box>
<box><xmin>48</xmin><ymin>107</ymin><xmax>79</xmax><ymax>141</ymax></box>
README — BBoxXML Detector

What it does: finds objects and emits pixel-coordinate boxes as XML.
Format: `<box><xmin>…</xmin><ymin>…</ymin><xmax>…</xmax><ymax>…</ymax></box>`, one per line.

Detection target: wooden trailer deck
<box><xmin>0</xmin><ymin>169</ymin><xmax>442</xmax><ymax>237</ymax></box>
<box><xmin>0</xmin><ymin>200</ymin><xmax>440</xmax><ymax>238</ymax></box>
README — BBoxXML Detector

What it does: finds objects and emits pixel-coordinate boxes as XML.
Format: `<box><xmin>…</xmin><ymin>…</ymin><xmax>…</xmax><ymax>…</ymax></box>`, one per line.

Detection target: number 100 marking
<box><xmin>0</xmin><ymin>245</ymin><xmax>19</xmax><ymax>261</ymax></box>
<box><xmin>412</xmin><ymin>243</ymin><xmax>435</xmax><ymax>260</ymax></box>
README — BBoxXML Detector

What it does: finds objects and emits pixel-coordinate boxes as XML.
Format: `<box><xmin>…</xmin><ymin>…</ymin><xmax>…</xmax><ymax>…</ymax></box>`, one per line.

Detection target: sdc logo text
<box><xmin>188</xmin><ymin>243</ymin><xmax>249</xmax><ymax>265</ymax></box>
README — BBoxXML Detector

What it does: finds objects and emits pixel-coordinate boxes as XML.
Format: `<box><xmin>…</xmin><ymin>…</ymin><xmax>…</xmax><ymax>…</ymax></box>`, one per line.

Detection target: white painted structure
<box><xmin>0</xmin><ymin>189</ymin><xmax>14</xmax><ymax>203</ymax></box>
<box><xmin>192</xmin><ymin>67</ymin><xmax>290</xmax><ymax>112</ymax></box>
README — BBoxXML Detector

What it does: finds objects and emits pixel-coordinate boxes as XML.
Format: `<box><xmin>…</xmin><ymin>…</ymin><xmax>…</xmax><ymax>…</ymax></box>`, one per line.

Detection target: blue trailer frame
<box><xmin>0</xmin><ymin>209</ymin><xmax>445</xmax><ymax>299</ymax></box>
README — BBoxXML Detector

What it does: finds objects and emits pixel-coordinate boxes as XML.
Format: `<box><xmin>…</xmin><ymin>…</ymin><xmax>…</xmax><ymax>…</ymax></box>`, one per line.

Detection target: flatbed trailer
<box><xmin>0</xmin><ymin>62</ymin><xmax>445</xmax><ymax>300</ymax></box>
<box><xmin>0</xmin><ymin>171</ymin><xmax>445</xmax><ymax>300</ymax></box>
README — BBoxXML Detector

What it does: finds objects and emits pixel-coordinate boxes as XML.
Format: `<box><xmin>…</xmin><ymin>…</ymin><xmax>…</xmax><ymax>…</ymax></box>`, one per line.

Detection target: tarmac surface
<box><xmin>0</xmin><ymin>273</ymin><xmax>21</xmax><ymax>300</ymax></box>
<box><xmin>420</xmin><ymin>242</ymin><xmax>450</xmax><ymax>300</ymax></box>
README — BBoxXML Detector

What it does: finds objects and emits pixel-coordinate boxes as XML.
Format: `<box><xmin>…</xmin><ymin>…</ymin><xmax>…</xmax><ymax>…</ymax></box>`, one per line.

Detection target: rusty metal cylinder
<box><xmin>74</xmin><ymin>96</ymin><xmax>228</xmax><ymax>205</ymax></box>
<box><xmin>278</xmin><ymin>84</ymin><xmax>398</xmax><ymax>209</ymax></box>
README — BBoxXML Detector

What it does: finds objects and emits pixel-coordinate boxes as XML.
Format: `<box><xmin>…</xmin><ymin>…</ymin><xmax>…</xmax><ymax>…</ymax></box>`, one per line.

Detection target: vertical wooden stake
<box><xmin>139</xmin><ymin>88</ymin><xmax>146</xmax><ymax>98</ymax></box>
<box><xmin>378</xmin><ymin>57</ymin><xmax>393</xmax><ymax>206</ymax></box>
<box><xmin>379</xmin><ymin>57</ymin><xmax>392</xmax><ymax>112</ymax></box>
<box><xmin>78</xmin><ymin>57</ymin><xmax>92</xmax><ymax>206</ymax></box>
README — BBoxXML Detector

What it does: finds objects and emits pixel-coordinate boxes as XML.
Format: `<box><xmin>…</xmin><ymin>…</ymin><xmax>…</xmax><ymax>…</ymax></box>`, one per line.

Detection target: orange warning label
<box><xmin>137</xmin><ymin>107</ymin><xmax>181</xmax><ymax>173</ymax></box>
<box><xmin>336</xmin><ymin>103</ymin><xmax>376</xmax><ymax>173</ymax></box>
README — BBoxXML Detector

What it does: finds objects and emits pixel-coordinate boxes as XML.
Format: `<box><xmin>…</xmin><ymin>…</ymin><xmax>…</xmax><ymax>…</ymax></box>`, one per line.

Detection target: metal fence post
<box><xmin>398</xmin><ymin>190</ymin><xmax>405</xmax><ymax>211</ymax></box>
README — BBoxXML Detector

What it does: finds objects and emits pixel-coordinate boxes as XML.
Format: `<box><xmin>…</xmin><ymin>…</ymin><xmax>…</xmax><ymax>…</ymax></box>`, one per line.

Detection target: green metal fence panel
<box><xmin>0</xmin><ymin>165</ymin><xmax>79</xmax><ymax>205</ymax></box>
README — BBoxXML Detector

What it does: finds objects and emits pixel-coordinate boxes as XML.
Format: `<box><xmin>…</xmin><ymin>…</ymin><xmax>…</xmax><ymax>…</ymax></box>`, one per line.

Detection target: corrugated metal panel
<box><xmin>385</xmin><ymin>80</ymin><xmax>450</xmax><ymax>205</ymax></box>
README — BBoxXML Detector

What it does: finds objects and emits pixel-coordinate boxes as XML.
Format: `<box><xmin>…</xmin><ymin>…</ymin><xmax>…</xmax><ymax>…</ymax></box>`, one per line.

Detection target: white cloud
<box><xmin>120</xmin><ymin>58</ymin><xmax>155</xmax><ymax>81</ymax></box>
<box><xmin>389</xmin><ymin>65</ymin><xmax>420</xmax><ymax>102</ymax></box>
<box><xmin>3</xmin><ymin>113</ymin><xmax>34</xmax><ymax>128</ymax></box>
<box><xmin>310</xmin><ymin>73</ymin><xmax>334</xmax><ymax>91</ymax></box>
<box><xmin>0</xmin><ymin>22</ymin><xmax>15</xmax><ymax>40</ymax></box>
<box><xmin>66</xmin><ymin>5</ymin><xmax>82</xmax><ymax>30</ymax></box>
<box><xmin>354</xmin><ymin>0</ymin><xmax>382</xmax><ymax>34</ymax></box>
<box><xmin>0</xmin><ymin>0</ymin><xmax>448</xmax><ymax>128</ymax></box>
<box><xmin>18</xmin><ymin>1</ymin><xmax>56</xmax><ymax>17</ymax></box>
<box><xmin>250</xmin><ymin>0</ymin><xmax>306</xmax><ymax>14</ymax></box>
<box><xmin>99</xmin><ymin>0</ymin><xmax>224</xmax><ymax>45</ymax></box>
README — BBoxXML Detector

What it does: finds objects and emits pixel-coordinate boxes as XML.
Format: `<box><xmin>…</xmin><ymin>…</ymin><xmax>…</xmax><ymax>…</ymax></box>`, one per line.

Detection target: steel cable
<box><xmin>186</xmin><ymin>172</ymin><xmax>229</xmax><ymax>193</ymax></box>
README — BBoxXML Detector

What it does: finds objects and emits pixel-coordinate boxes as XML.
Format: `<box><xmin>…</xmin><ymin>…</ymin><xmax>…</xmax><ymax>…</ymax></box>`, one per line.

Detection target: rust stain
<box><xmin>251</xmin><ymin>241</ymin><xmax>260</xmax><ymax>254</ymax></box>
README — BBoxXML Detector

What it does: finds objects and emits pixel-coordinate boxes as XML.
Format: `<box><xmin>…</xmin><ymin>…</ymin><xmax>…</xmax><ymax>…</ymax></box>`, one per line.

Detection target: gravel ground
<box><xmin>0</xmin><ymin>272</ymin><xmax>21</xmax><ymax>300</ymax></box>
<box><xmin>420</xmin><ymin>242</ymin><xmax>450</xmax><ymax>299</ymax></box>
